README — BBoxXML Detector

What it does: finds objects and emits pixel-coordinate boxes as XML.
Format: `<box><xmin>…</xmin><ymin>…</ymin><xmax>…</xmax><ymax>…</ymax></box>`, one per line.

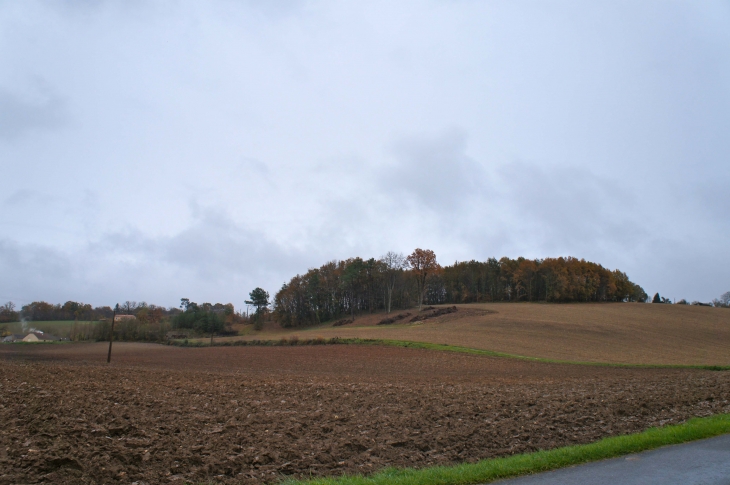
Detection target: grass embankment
<box><xmin>171</xmin><ymin>337</ymin><xmax>730</xmax><ymax>371</ymax></box>
<box><xmin>283</xmin><ymin>413</ymin><xmax>730</xmax><ymax>485</ymax></box>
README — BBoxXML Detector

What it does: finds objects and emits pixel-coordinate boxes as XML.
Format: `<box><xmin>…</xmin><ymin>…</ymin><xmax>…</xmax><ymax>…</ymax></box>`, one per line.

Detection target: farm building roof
<box><xmin>2</xmin><ymin>334</ymin><xmax>26</xmax><ymax>342</ymax></box>
<box><xmin>22</xmin><ymin>332</ymin><xmax>61</xmax><ymax>342</ymax></box>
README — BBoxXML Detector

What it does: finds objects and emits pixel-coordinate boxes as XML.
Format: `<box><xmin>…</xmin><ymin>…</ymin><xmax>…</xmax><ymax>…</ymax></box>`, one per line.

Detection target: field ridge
<box><xmin>171</xmin><ymin>337</ymin><xmax>730</xmax><ymax>371</ymax></box>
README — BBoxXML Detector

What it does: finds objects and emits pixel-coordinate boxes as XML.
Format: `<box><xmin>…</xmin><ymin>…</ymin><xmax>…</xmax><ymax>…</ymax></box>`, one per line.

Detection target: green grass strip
<box><xmin>349</xmin><ymin>339</ymin><xmax>730</xmax><ymax>371</ymax></box>
<box><xmin>174</xmin><ymin>336</ymin><xmax>730</xmax><ymax>370</ymax></box>
<box><xmin>281</xmin><ymin>413</ymin><xmax>730</xmax><ymax>485</ymax></box>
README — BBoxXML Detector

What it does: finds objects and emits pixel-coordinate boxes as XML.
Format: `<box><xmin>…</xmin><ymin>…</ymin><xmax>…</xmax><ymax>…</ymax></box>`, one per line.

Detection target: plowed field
<box><xmin>1</xmin><ymin>343</ymin><xmax>729</xmax><ymax>484</ymax></box>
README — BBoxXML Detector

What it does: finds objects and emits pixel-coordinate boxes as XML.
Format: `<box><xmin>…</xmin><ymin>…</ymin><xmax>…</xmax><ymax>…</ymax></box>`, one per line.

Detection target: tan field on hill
<box><xmin>227</xmin><ymin>303</ymin><xmax>730</xmax><ymax>366</ymax></box>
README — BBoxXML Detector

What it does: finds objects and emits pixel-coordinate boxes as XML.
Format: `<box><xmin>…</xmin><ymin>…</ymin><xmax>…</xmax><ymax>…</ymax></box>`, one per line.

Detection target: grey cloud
<box><xmin>492</xmin><ymin>161</ymin><xmax>646</xmax><ymax>251</ymax></box>
<box><xmin>385</xmin><ymin>128</ymin><xmax>486</xmax><ymax>211</ymax></box>
<box><xmin>377</xmin><ymin>130</ymin><xmax>646</xmax><ymax>259</ymax></box>
<box><xmin>1</xmin><ymin>1</ymin><xmax>729</xmax><ymax>304</ymax></box>
<box><xmin>686</xmin><ymin>178</ymin><xmax>730</xmax><ymax>223</ymax></box>
<box><xmin>0</xmin><ymin>89</ymin><xmax>67</xmax><ymax>141</ymax></box>
<box><xmin>4</xmin><ymin>189</ymin><xmax>42</xmax><ymax>206</ymax></box>
<box><xmin>96</xmin><ymin>208</ymin><xmax>299</xmax><ymax>281</ymax></box>
<box><xmin>0</xmin><ymin>207</ymin><xmax>314</xmax><ymax>307</ymax></box>
<box><xmin>0</xmin><ymin>239</ymin><xmax>76</xmax><ymax>305</ymax></box>
<box><xmin>88</xmin><ymin>206</ymin><xmax>313</xmax><ymax>298</ymax></box>
<box><xmin>161</xmin><ymin>209</ymin><xmax>301</xmax><ymax>278</ymax></box>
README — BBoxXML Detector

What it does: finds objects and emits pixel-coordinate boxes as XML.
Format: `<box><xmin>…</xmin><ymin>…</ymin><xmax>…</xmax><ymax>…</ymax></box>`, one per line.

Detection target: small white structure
<box><xmin>22</xmin><ymin>332</ymin><xmax>60</xmax><ymax>342</ymax></box>
<box><xmin>114</xmin><ymin>315</ymin><xmax>136</xmax><ymax>322</ymax></box>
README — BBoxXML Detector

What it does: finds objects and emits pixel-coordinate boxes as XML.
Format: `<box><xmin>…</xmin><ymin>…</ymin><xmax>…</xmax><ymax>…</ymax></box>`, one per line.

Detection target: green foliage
<box><xmin>245</xmin><ymin>287</ymin><xmax>270</xmax><ymax>330</ymax></box>
<box><xmin>96</xmin><ymin>318</ymin><xmax>171</xmax><ymax>342</ymax></box>
<box><xmin>172</xmin><ymin>300</ymin><xmax>225</xmax><ymax>335</ymax></box>
<box><xmin>653</xmin><ymin>292</ymin><xmax>662</xmax><ymax>303</ymax></box>
<box><xmin>245</xmin><ymin>287</ymin><xmax>270</xmax><ymax>312</ymax></box>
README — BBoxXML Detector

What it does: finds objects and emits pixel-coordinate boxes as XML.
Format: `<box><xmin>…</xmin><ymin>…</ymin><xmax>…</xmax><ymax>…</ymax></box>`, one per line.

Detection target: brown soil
<box><xmin>237</xmin><ymin>303</ymin><xmax>730</xmax><ymax>366</ymax></box>
<box><xmin>409</xmin><ymin>306</ymin><xmax>458</xmax><ymax>322</ymax></box>
<box><xmin>377</xmin><ymin>313</ymin><xmax>411</xmax><ymax>325</ymax></box>
<box><xmin>1</xmin><ymin>343</ymin><xmax>729</xmax><ymax>485</ymax></box>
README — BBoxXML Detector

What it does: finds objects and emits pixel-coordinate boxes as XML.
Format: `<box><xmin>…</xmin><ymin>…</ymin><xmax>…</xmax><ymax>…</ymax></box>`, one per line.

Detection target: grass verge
<box><xmin>171</xmin><ymin>337</ymin><xmax>730</xmax><ymax>371</ymax></box>
<box><xmin>281</xmin><ymin>413</ymin><xmax>730</xmax><ymax>485</ymax></box>
<box><xmin>355</xmin><ymin>339</ymin><xmax>730</xmax><ymax>371</ymax></box>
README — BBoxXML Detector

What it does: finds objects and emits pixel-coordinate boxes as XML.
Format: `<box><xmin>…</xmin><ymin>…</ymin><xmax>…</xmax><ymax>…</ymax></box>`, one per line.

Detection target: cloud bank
<box><xmin>1</xmin><ymin>1</ymin><xmax>729</xmax><ymax>308</ymax></box>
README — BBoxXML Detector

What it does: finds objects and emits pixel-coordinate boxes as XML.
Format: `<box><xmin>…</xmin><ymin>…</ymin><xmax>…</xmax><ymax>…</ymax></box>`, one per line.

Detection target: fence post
<box><xmin>107</xmin><ymin>309</ymin><xmax>116</xmax><ymax>363</ymax></box>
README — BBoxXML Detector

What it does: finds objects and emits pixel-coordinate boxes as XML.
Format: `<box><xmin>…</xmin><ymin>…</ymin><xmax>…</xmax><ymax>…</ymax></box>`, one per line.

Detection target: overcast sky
<box><xmin>1</xmin><ymin>1</ymin><xmax>729</xmax><ymax>309</ymax></box>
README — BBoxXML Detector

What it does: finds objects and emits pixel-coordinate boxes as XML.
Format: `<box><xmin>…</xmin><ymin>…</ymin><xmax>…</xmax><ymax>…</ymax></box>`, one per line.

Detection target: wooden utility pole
<box><xmin>107</xmin><ymin>309</ymin><xmax>116</xmax><ymax>363</ymax></box>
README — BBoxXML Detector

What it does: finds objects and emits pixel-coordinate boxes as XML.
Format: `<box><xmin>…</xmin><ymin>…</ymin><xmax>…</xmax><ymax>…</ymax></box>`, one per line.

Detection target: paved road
<box><xmin>493</xmin><ymin>434</ymin><xmax>730</xmax><ymax>485</ymax></box>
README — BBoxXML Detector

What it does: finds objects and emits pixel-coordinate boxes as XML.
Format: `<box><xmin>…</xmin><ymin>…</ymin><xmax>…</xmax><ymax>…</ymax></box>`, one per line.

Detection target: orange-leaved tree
<box><xmin>407</xmin><ymin>248</ymin><xmax>440</xmax><ymax>310</ymax></box>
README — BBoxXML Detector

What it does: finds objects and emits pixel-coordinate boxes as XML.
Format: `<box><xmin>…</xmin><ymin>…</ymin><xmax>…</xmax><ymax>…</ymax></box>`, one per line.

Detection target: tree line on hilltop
<box><xmin>273</xmin><ymin>249</ymin><xmax>650</xmax><ymax>328</ymax></box>
<box><xmin>653</xmin><ymin>291</ymin><xmax>730</xmax><ymax>307</ymax></box>
<box><xmin>2</xmin><ymin>250</ymin><xmax>728</xmax><ymax>334</ymax></box>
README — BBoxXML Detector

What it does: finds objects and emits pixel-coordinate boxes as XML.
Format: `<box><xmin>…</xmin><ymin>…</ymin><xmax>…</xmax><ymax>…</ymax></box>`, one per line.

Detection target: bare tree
<box><xmin>380</xmin><ymin>251</ymin><xmax>406</xmax><ymax>314</ymax></box>
<box><xmin>122</xmin><ymin>301</ymin><xmax>137</xmax><ymax>314</ymax></box>
<box><xmin>714</xmin><ymin>291</ymin><xmax>730</xmax><ymax>308</ymax></box>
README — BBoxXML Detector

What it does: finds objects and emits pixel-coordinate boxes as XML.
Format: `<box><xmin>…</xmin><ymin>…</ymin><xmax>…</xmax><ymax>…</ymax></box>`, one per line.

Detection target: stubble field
<box><xmin>1</xmin><ymin>342</ymin><xmax>729</xmax><ymax>485</ymax></box>
<box><xmin>229</xmin><ymin>303</ymin><xmax>730</xmax><ymax>366</ymax></box>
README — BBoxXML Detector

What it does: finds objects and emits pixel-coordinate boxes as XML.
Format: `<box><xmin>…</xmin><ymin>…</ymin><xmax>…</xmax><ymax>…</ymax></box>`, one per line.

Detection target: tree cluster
<box><xmin>438</xmin><ymin>257</ymin><xmax>647</xmax><ymax>304</ymax></box>
<box><xmin>18</xmin><ymin>300</ymin><xmax>179</xmax><ymax>322</ymax></box>
<box><xmin>20</xmin><ymin>301</ymin><xmax>111</xmax><ymax>321</ymax></box>
<box><xmin>274</xmin><ymin>256</ymin><xmax>411</xmax><ymax>328</ymax></box>
<box><xmin>273</xmin><ymin>251</ymin><xmax>648</xmax><ymax>327</ymax></box>
<box><xmin>675</xmin><ymin>291</ymin><xmax>730</xmax><ymax>308</ymax></box>
<box><xmin>0</xmin><ymin>302</ymin><xmax>19</xmax><ymax>323</ymax></box>
<box><xmin>245</xmin><ymin>288</ymin><xmax>270</xmax><ymax>330</ymax></box>
<box><xmin>715</xmin><ymin>292</ymin><xmax>730</xmax><ymax>308</ymax></box>
<box><xmin>172</xmin><ymin>299</ymin><xmax>238</xmax><ymax>335</ymax></box>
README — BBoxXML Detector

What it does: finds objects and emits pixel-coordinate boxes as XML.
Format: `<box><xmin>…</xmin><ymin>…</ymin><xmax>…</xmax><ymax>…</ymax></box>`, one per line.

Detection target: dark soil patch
<box><xmin>410</xmin><ymin>306</ymin><xmax>458</xmax><ymax>322</ymax></box>
<box><xmin>377</xmin><ymin>313</ymin><xmax>412</xmax><ymax>325</ymax></box>
<box><xmin>1</xmin><ymin>343</ymin><xmax>729</xmax><ymax>484</ymax></box>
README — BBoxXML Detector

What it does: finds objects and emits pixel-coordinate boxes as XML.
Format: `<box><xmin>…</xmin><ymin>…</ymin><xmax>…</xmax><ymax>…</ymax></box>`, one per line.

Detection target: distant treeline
<box><xmin>13</xmin><ymin>300</ymin><xmax>181</xmax><ymax>322</ymax></box>
<box><xmin>274</xmin><ymin>252</ymin><xmax>649</xmax><ymax>328</ymax></box>
<box><xmin>0</xmin><ymin>300</ymin><xmax>245</xmax><ymax>342</ymax></box>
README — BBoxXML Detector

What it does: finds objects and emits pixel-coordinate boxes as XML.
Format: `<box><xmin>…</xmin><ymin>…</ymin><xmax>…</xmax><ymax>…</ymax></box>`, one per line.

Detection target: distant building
<box><xmin>2</xmin><ymin>334</ymin><xmax>25</xmax><ymax>343</ymax></box>
<box><xmin>114</xmin><ymin>315</ymin><xmax>136</xmax><ymax>322</ymax></box>
<box><xmin>21</xmin><ymin>332</ymin><xmax>60</xmax><ymax>342</ymax></box>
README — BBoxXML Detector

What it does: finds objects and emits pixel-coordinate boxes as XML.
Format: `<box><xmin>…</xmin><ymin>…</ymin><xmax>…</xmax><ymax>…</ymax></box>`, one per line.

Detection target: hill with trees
<box><xmin>273</xmin><ymin>249</ymin><xmax>648</xmax><ymax>327</ymax></box>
